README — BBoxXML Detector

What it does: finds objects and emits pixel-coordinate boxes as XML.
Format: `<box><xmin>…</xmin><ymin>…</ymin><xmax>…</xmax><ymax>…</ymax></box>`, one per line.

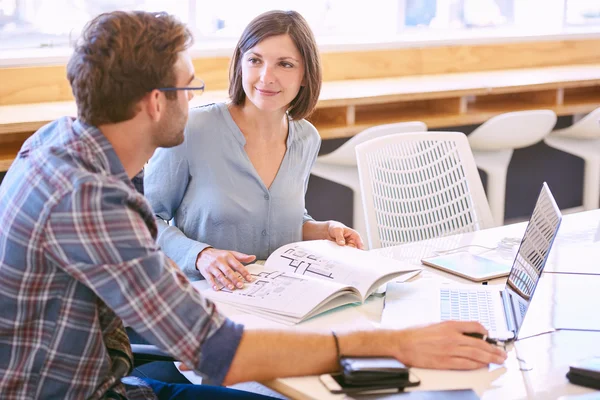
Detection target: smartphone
<box><xmin>319</xmin><ymin>372</ymin><xmax>420</xmax><ymax>394</ymax></box>
<box><xmin>340</xmin><ymin>356</ymin><xmax>409</xmax><ymax>384</ymax></box>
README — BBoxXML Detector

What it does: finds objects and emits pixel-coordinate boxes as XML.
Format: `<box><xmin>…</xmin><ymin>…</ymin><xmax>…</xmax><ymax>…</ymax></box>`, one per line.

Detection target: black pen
<box><xmin>464</xmin><ymin>332</ymin><xmax>499</xmax><ymax>345</ymax></box>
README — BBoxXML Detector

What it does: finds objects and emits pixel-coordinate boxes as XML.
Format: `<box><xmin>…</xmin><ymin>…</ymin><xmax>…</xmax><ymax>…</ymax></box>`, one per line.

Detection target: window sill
<box><xmin>2</xmin><ymin>26</ymin><xmax>600</xmax><ymax>68</ymax></box>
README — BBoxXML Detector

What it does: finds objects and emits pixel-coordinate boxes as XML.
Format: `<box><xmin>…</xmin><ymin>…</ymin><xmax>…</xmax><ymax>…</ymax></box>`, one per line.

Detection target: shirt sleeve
<box><xmin>302</xmin><ymin>123</ymin><xmax>322</xmax><ymax>225</ymax></box>
<box><xmin>144</xmin><ymin>139</ymin><xmax>210</xmax><ymax>278</ymax></box>
<box><xmin>44</xmin><ymin>180</ymin><xmax>242</xmax><ymax>385</ymax></box>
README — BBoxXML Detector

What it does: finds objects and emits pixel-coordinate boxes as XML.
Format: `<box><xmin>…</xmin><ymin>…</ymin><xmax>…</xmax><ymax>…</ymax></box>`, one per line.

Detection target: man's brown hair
<box><xmin>67</xmin><ymin>11</ymin><xmax>193</xmax><ymax>126</ymax></box>
<box><xmin>229</xmin><ymin>10</ymin><xmax>322</xmax><ymax>121</ymax></box>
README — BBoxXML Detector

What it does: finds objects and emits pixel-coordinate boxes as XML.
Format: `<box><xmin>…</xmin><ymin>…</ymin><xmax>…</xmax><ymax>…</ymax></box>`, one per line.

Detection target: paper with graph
<box><xmin>197</xmin><ymin>240</ymin><xmax>420</xmax><ymax>324</ymax></box>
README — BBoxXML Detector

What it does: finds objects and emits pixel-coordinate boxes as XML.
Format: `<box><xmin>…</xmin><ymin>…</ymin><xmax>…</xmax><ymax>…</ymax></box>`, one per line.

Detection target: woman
<box><xmin>145</xmin><ymin>10</ymin><xmax>363</xmax><ymax>291</ymax></box>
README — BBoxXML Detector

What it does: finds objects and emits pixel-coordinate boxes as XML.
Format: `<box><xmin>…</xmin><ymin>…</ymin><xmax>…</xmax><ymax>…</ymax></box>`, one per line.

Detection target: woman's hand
<box><xmin>196</xmin><ymin>248</ymin><xmax>256</xmax><ymax>291</ymax></box>
<box><xmin>326</xmin><ymin>221</ymin><xmax>364</xmax><ymax>250</ymax></box>
<box><xmin>303</xmin><ymin>220</ymin><xmax>365</xmax><ymax>250</ymax></box>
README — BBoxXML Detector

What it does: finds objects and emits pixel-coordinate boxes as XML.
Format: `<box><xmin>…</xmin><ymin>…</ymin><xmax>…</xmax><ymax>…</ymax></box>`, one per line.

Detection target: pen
<box><xmin>463</xmin><ymin>332</ymin><xmax>499</xmax><ymax>345</ymax></box>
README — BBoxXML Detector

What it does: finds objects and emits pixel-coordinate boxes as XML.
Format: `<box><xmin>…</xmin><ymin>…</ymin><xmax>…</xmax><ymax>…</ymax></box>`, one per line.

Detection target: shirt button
<box><xmin>262</xmin><ymin>230</ymin><xmax>267</xmax><ymax>236</ymax></box>
<box><xmin>264</xmin><ymin>194</ymin><xmax>269</xmax><ymax>200</ymax></box>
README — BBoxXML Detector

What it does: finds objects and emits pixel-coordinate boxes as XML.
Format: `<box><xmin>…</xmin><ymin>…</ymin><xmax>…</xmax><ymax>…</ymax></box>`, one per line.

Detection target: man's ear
<box><xmin>145</xmin><ymin>89</ymin><xmax>163</xmax><ymax>122</ymax></box>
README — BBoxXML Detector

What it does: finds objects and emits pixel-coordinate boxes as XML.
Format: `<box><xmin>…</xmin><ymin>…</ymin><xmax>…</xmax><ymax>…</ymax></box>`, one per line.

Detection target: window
<box><xmin>0</xmin><ymin>0</ymin><xmax>598</xmax><ymax>55</ymax></box>
<box><xmin>565</xmin><ymin>0</ymin><xmax>600</xmax><ymax>26</ymax></box>
<box><xmin>403</xmin><ymin>0</ymin><xmax>513</xmax><ymax>29</ymax></box>
<box><xmin>0</xmin><ymin>0</ymin><xmax>190</xmax><ymax>50</ymax></box>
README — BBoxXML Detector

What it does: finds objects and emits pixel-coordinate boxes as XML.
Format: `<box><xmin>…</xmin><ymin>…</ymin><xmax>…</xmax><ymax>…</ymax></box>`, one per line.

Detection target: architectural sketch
<box><xmin>220</xmin><ymin>270</ymin><xmax>309</xmax><ymax>300</ymax></box>
<box><xmin>278</xmin><ymin>245</ymin><xmax>337</xmax><ymax>279</ymax></box>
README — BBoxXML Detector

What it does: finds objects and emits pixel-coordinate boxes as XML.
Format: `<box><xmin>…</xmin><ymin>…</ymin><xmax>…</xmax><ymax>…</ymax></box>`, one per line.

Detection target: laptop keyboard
<box><xmin>440</xmin><ymin>288</ymin><xmax>497</xmax><ymax>332</ymax></box>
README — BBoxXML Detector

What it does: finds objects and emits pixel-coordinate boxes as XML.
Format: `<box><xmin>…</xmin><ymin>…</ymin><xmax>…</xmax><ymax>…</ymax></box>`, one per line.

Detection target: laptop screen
<box><xmin>503</xmin><ymin>182</ymin><xmax>562</xmax><ymax>337</ymax></box>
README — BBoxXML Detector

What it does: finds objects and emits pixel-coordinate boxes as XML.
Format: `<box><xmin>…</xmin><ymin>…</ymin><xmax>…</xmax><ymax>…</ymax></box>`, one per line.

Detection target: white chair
<box><xmin>544</xmin><ymin>108</ymin><xmax>600</xmax><ymax>211</ymax></box>
<box><xmin>356</xmin><ymin>131</ymin><xmax>494</xmax><ymax>250</ymax></box>
<box><xmin>310</xmin><ymin>121</ymin><xmax>427</xmax><ymax>245</ymax></box>
<box><xmin>467</xmin><ymin>110</ymin><xmax>557</xmax><ymax>225</ymax></box>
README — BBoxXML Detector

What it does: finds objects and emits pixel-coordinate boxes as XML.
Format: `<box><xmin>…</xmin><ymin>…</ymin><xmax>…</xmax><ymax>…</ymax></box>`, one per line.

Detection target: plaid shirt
<box><xmin>0</xmin><ymin>118</ymin><xmax>244</xmax><ymax>399</ymax></box>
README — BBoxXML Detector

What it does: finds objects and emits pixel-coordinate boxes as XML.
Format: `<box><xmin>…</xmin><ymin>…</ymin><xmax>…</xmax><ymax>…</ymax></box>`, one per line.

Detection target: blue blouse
<box><xmin>145</xmin><ymin>102</ymin><xmax>321</xmax><ymax>280</ymax></box>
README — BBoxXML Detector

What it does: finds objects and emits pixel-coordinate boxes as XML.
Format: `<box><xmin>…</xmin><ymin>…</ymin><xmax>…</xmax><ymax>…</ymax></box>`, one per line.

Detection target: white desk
<box><xmin>204</xmin><ymin>210</ymin><xmax>600</xmax><ymax>399</ymax></box>
<box><xmin>373</xmin><ymin>209</ymin><xmax>600</xmax><ymax>277</ymax></box>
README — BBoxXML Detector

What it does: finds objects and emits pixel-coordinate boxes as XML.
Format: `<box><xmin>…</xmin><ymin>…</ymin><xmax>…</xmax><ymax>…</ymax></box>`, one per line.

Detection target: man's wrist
<box><xmin>338</xmin><ymin>330</ymin><xmax>397</xmax><ymax>358</ymax></box>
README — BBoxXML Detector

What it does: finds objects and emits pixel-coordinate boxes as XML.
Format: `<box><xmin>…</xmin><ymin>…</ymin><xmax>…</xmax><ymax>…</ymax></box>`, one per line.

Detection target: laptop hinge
<box><xmin>499</xmin><ymin>290</ymin><xmax>517</xmax><ymax>341</ymax></box>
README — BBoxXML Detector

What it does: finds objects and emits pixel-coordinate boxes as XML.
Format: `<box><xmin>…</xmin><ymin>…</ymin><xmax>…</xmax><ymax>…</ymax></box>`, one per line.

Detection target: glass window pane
<box><xmin>0</xmin><ymin>0</ymin><xmax>597</xmax><ymax>56</ymax></box>
<box><xmin>193</xmin><ymin>0</ymin><xmax>398</xmax><ymax>40</ymax></box>
<box><xmin>404</xmin><ymin>0</ymin><xmax>514</xmax><ymax>29</ymax></box>
<box><xmin>565</xmin><ymin>0</ymin><xmax>600</xmax><ymax>26</ymax></box>
<box><xmin>0</xmin><ymin>0</ymin><xmax>191</xmax><ymax>50</ymax></box>
<box><xmin>1</xmin><ymin>0</ymin><xmax>400</xmax><ymax>51</ymax></box>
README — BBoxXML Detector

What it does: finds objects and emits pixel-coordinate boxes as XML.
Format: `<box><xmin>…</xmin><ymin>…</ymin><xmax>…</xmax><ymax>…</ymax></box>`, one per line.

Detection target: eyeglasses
<box><xmin>157</xmin><ymin>78</ymin><xmax>205</xmax><ymax>96</ymax></box>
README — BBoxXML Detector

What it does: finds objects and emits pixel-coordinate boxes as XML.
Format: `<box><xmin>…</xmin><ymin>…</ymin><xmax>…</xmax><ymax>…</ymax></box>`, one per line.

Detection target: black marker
<box><xmin>464</xmin><ymin>332</ymin><xmax>499</xmax><ymax>345</ymax></box>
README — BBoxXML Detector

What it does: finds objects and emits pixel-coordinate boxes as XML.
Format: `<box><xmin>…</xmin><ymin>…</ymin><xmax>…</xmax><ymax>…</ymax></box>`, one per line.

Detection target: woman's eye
<box><xmin>281</xmin><ymin>62</ymin><xmax>294</xmax><ymax>68</ymax></box>
<box><xmin>248</xmin><ymin>58</ymin><xmax>261</xmax><ymax>64</ymax></box>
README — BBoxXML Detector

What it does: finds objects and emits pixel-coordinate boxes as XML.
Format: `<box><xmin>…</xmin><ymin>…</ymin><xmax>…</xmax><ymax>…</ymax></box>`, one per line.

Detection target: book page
<box><xmin>265</xmin><ymin>240</ymin><xmax>420</xmax><ymax>298</ymax></box>
<box><xmin>197</xmin><ymin>264</ymin><xmax>359</xmax><ymax>324</ymax></box>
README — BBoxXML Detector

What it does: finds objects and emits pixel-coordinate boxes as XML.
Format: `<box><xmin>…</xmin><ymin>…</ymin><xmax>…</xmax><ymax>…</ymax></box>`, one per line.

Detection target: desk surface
<box><xmin>207</xmin><ymin>209</ymin><xmax>600</xmax><ymax>399</ymax></box>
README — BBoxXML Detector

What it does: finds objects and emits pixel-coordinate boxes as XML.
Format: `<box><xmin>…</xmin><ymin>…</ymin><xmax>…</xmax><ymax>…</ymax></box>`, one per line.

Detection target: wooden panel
<box><xmin>355</xmin><ymin>97</ymin><xmax>462</xmax><ymax>124</ymax></box>
<box><xmin>467</xmin><ymin>89</ymin><xmax>560</xmax><ymax>114</ymax></box>
<box><xmin>0</xmin><ymin>132</ymin><xmax>31</xmax><ymax>172</ymax></box>
<box><xmin>0</xmin><ymin>57</ymin><xmax>232</xmax><ymax>106</ymax></box>
<box><xmin>317</xmin><ymin>64</ymin><xmax>600</xmax><ymax>108</ymax></box>
<box><xmin>191</xmin><ymin>57</ymin><xmax>231</xmax><ymax>91</ymax></box>
<box><xmin>563</xmin><ymin>85</ymin><xmax>600</xmax><ymax>106</ymax></box>
<box><xmin>4</xmin><ymin>64</ymin><xmax>598</xmax><ymax>134</ymax></box>
<box><xmin>308</xmin><ymin>106</ymin><xmax>349</xmax><ymax>127</ymax></box>
<box><xmin>3</xmin><ymin>38</ymin><xmax>600</xmax><ymax>106</ymax></box>
<box><xmin>0</xmin><ymin>65</ymin><xmax>71</xmax><ymax>106</ymax></box>
<box><xmin>2</xmin><ymin>63</ymin><xmax>600</xmax><ymax>163</ymax></box>
<box><xmin>0</xmin><ymin>101</ymin><xmax>77</xmax><ymax>134</ymax></box>
<box><xmin>320</xmin><ymin>39</ymin><xmax>600</xmax><ymax>81</ymax></box>
<box><xmin>0</xmin><ymin>90</ymin><xmax>229</xmax><ymax>135</ymax></box>
<box><xmin>317</xmin><ymin>102</ymin><xmax>600</xmax><ymax>140</ymax></box>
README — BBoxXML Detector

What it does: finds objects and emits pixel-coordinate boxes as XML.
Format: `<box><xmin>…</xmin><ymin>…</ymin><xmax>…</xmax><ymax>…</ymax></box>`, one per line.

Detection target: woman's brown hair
<box><xmin>228</xmin><ymin>10</ymin><xmax>322</xmax><ymax>121</ymax></box>
<box><xmin>67</xmin><ymin>11</ymin><xmax>193</xmax><ymax>126</ymax></box>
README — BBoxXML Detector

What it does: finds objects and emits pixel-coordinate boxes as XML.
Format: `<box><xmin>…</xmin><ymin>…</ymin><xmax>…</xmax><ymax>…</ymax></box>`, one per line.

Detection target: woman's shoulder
<box><xmin>184</xmin><ymin>103</ymin><xmax>231</xmax><ymax>145</ymax></box>
<box><xmin>291</xmin><ymin>118</ymin><xmax>321</xmax><ymax>147</ymax></box>
<box><xmin>187</xmin><ymin>102</ymin><xmax>226</xmax><ymax>124</ymax></box>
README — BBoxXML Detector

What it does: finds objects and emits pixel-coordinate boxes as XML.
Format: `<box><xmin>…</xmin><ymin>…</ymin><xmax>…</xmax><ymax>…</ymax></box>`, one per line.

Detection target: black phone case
<box><xmin>566</xmin><ymin>371</ymin><xmax>600</xmax><ymax>390</ymax></box>
<box><xmin>340</xmin><ymin>356</ymin><xmax>409</xmax><ymax>384</ymax></box>
<box><xmin>330</xmin><ymin>372</ymin><xmax>420</xmax><ymax>394</ymax></box>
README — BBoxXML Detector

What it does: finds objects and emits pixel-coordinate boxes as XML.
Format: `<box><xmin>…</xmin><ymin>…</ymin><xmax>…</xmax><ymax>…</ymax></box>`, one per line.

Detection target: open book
<box><xmin>194</xmin><ymin>240</ymin><xmax>421</xmax><ymax>325</ymax></box>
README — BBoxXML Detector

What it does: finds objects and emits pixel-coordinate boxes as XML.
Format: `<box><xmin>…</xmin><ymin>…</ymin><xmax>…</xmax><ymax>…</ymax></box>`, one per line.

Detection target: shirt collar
<box><xmin>72</xmin><ymin>119</ymin><xmax>131</xmax><ymax>184</ymax></box>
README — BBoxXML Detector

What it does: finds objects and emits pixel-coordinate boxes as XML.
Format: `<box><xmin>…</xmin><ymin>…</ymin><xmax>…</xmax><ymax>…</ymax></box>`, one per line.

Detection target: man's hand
<box><xmin>326</xmin><ymin>221</ymin><xmax>364</xmax><ymax>250</ymax></box>
<box><xmin>391</xmin><ymin>321</ymin><xmax>507</xmax><ymax>370</ymax></box>
<box><xmin>181</xmin><ymin>320</ymin><xmax>507</xmax><ymax>384</ymax></box>
<box><xmin>196</xmin><ymin>248</ymin><xmax>255</xmax><ymax>291</ymax></box>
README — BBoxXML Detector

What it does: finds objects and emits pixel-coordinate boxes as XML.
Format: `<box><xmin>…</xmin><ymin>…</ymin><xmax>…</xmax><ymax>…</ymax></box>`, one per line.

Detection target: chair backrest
<box><xmin>356</xmin><ymin>131</ymin><xmax>494</xmax><ymax>249</ymax></box>
<box><xmin>468</xmin><ymin>110</ymin><xmax>557</xmax><ymax>151</ymax></box>
<box><xmin>552</xmin><ymin>107</ymin><xmax>600</xmax><ymax>139</ymax></box>
<box><xmin>317</xmin><ymin>121</ymin><xmax>427</xmax><ymax>166</ymax></box>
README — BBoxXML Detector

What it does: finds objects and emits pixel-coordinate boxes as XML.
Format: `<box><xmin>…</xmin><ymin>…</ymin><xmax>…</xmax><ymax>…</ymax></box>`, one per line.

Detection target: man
<box><xmin>0</xmin><ymin>10</ymin><xmax>506</xmax><ymax>399</ymax></box>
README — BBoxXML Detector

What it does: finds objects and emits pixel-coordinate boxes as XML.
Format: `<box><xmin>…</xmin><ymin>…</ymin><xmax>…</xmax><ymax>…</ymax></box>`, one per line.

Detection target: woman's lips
<box><xmin>255</xmin><ymin>87</ymin><xmax>280</xmax><ymax>96</ymax></box>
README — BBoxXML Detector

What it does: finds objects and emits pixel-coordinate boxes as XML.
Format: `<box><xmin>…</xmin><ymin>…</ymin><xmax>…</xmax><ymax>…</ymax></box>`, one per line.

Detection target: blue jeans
<box><xmin>140</xmin><ymin>377</ymin><xmax>277</xmax><ymax>400</ymax></box>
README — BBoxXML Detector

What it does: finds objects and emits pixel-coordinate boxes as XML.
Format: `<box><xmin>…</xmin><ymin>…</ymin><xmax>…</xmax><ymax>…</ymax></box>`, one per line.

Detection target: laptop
<box><xmin>381</xmin><ymin>182</ymin><xmax>562</xmax><ymax>341</ymax></box>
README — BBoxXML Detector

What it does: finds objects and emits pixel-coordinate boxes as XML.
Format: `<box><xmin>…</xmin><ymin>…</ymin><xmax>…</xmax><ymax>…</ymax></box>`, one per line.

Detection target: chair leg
<box><xmin>485</xmin><ymin>168</ymin><xmax>508</xmax><ymax>226</ymax></box>
<box><xmin>472</xmin><ymin>150</ymin><xmax>512</xmax><ymax>226</ymax></box>
<box><xmin>583</xmin><ymin>159</ymin><xmax>600</xmax><ymax>210</ymax></box>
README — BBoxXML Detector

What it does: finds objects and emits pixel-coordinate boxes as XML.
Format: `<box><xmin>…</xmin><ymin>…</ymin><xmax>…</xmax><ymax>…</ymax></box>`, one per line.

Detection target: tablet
<box><xmin>421</xmin><ymin>252</ymin><xmax>511</xmax><ymax>282</ymax></box>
